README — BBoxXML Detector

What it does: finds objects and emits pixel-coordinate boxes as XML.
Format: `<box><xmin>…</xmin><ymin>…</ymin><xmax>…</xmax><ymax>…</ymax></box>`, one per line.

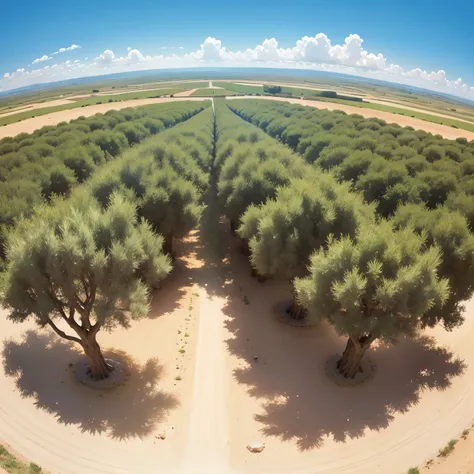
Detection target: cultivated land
<box><xmin>1</xmin><ymin>84</ymin><xmax>474</xmax><ymax>474</ymax></box>
<box><xmin>2</xmin><ymin>71</ymin><xmax>474</xmax><ymax>130</ymax></box>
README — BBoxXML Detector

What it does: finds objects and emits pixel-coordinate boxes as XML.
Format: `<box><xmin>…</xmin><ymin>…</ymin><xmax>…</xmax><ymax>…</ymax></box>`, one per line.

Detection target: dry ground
<box><xmin>1</xmin><ymin>195</ymin><xmax>474</xmax><ymax>474</ymax></box>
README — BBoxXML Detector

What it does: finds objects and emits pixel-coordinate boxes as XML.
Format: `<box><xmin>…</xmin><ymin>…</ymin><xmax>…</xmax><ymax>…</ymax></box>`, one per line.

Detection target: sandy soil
<box><xmin>234</xmin><ymin>83</ymin><xmax>264</xmax><ymax>87</ymax></box>
<box><xmin>208</xmin><ymin>81</ymin><xmax>223</xmax><ymax>89</ymax></box>
<box><xmin>1</xmin><ymin>193</ymin><xmax>474</xmax><ymax>474</ymax></box>
<box><xmin>0</xmin><ymin>99</ymin><xmax>77</xmax><ymax>118</ymax></box>
<box><xmin>228</xmin><ymin>96</ymin><xmax>474</xmax><ymax>141</ymax></box>
<box><xmin>420</xmin><ymin>427</ymin><xmax>474</xmax><ymax>473</ymax></box>
<box><xmin>0</xmin><ymin>97</ymin><xmax>209</xmax><ymax>139</ymax></box>
<box><xmin>174</xmin><ymin>89</ymin><xmax>199</xmax><ymax>97</ymax></box>
<box><xmin>0</xmin><ymin>235</ymin><xmax>201</xmax><ymax>474</ymax></box>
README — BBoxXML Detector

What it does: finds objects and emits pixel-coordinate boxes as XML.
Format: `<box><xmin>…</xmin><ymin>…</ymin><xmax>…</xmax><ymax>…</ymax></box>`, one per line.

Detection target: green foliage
<box><xmin>0</xmin><ymin>444</ymin><xmax>43</xmax><ymax>473</ymax></box>
<box><xmin>239</xmin><ymin>175</ymin><xmax>373</xmax><ymax>279</ymax></box>
<box><xmin>263</xmin><ymin>85</ymin><xmax>282</xmax><ymax>94</ymax></box>
<box><xmin>392</xmin><ymin>204</ymin><xmax>474</xmax><ymax>328</ymax></box>
<box><xmin>230</xmin><ymin>100</ymin><xmax>474</xmax><ymax>218</ymax></box>
<box><xmin>3</xmin><ymin>193</ymin><xmax>171</xmax><ymax>323</ymax></box>
<box><xmin>0</xmin><ymin>101</ymin><xmax>209</xmax><ymax>260</ymax></box>
<box><xmin>438</xmin><ymin>439</ymin><xmax>457</xmax><ymax>457</ymax></box>
<box><xmin>295</xmin><ymin>221</ymin><xmax>450</xmax><ymax>340</ymax></box>
<box><xmin>216</xmin><ymin>104</ymin><xmax>305</xmax><ymax>229</ymax></box>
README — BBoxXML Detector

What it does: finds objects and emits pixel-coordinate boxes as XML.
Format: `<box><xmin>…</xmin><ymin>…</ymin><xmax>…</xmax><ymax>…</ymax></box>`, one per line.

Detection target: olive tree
<box><xmin>1</xmin><ymin>193</ymin><xmax>171</xmax><ymax>380</ymax></box>
<box><xmin>239</xmin><ymin>175</ymin><xmax>373</xmax><ymax>319</ymax></box>
<box><xmin>295</xmin><ymin>221</ymin><xmax>451</xmax><ymax>378</ymax></box>
<box><xmin>392</xmin><ymin>204</ymin><xmax>474</xmax><ymax>327</ymax></box>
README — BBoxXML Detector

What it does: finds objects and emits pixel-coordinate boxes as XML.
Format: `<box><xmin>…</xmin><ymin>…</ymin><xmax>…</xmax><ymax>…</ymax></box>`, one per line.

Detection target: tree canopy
<box><xmin>2</xmin><ymin>193</ymin><xmax>172</xmax><ymax>380</ymax></box>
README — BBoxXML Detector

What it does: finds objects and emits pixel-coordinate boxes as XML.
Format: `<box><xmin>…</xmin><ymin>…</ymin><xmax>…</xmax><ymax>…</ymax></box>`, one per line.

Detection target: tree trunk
<box><xmin>241</xmin><ymin>238</ymin><xmax>251</xmax><ymax>257</ymax></box>
<box><xmin>337</xmin><ymin>334</ymin><xmax>374</xmax><ymax>379</ymax></box>
<box><xmin>83</xmin><ymin>336</ymin><xmax>112</xmax><ymax>380</ymax></box>
<box><xmin>287</xmin><ymin>292</ymin><xmax>306</xmax><ymax>320</ymax></box>
<box><xmin>230</xmin><ymin>219</ymin><xmax>238</xmax><ymax>237</ymax></box>
<box><xmin>162</xmin><ymin>234</ymin><xmax>173</xmax><ymax>257</ymax></box>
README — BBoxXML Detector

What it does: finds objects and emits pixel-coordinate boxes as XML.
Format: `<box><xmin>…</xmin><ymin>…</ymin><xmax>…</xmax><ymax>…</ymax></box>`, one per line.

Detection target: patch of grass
<box><xmin>174</xmin><ymin>375</ymin><xmax>182</xmax><ymax>381</ymax></box>
<box><xmin>0</xmin><ymin>444</ymin><xmax>44</xmax><ymax>473</ymax></box>
<box><xmin>438</xmin><ymin>439</ymin><xmax>457</xmax><ymax>457</ymax></box>
<box><xmin>179</xmin><ymin>348</ymin><xmax>185</xmax><ymax>354</ymax></box>
<box><xmin>184</xmin><ymin>333</ymin><xmax>189</xmax><ymax>337</ymax></box>
<box><xmin>407</xmin><ymin>468</ymin><xmax>420</xmax><ymax>474</ymax></box>
<box><xmin>191</xmin><ymin>88</ymin><xmax>237</xmax><ymax>97</ymax></box>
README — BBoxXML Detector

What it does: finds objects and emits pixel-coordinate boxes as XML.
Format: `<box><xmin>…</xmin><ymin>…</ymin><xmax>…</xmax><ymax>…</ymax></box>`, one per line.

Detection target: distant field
<box><xmin>316</xmin><ymin>97</ymin><xmax>474</xmax><ymax>133</ymax></box>
<box><xmin>214</xmin><ymin>82</ymin><xmax>264</xmax><ymax>94</ymax></box>
<box><xmin>0</xmin><ymin>88</ymin><xmax>188</xmax><ymax>126</ymax></box>
<box><xmin>190</xmin><ymin>88</ymin><xmax>238</xmax><ymax>97</ymax></box>
<box><xmin>214</xmin><ymin>81</ymin><xmax>474</xmax><ymax>133</ymax></box>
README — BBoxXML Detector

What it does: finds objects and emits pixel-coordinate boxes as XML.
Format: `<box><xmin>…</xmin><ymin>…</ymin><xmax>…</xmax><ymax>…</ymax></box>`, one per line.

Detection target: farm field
<box><xmin>3</xmin><ymin>73</ymin><xmax>474</xmax><ymax>134</ymax></box>
<box><xmin>190</xmin><ymin>88</ymin><xmax>238</xmax><ymax>97</ymax></box>
<box><xmin>0</xmin><ymin>94</ymin><xmax>474</xmax><ymax>474</ymax></box>
<box><xmin>0</xmin><ymin>88</ymin><xmax>198</xmax><ymax>126</ymax></box>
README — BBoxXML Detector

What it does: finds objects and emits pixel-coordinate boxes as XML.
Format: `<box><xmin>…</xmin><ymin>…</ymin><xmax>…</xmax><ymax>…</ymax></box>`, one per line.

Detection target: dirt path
<box><xmin>228</xmin><ymin>95</ymin><xmax>474</xmax><ymax>141</ymax></box>
<box><xmin>0</xmin><ymin>97</ymin><xmax>209</xmax><ymax>139</ymax></box>
<box><xmin>2</xmin><ymin>197</ymin><xmax>474</xmax><ymax>474</ymax></box>
<box><xmin>0</xmin><ymin>99</ymin><xmax>77</xmax><ymax>118</ymax></box>
<box><xmin>174</xmin><ymin>89</ymin><xmax>198</xmax><ymax>97</ymax></box>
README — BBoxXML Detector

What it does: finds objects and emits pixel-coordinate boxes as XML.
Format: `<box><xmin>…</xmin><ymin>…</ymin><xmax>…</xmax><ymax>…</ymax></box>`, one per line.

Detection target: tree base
<box><xmin>75</xmin><ymin>358</ymin><xmax>127</xmax><ymax>390</ymax></box>
<box><xmin>325</xmin><ymin>353</ymin><xmax>376</xmax><ymax>387</ymax></box>
<box><xmin>273</xmin><ymin>300</ymin><xmax>317</xmax><ymax>328</ymax></box>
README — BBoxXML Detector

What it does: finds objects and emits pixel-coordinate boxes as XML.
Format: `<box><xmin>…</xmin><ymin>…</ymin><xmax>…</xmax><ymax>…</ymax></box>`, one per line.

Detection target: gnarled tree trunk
<box><xmin>287</xmin><ymin>291</ymin><xmax>306</xmax><ymax>320</ymax></box>
<box><xmin>83</xmin><ymin>335</ymin><xmax>112</xmax><ymax>380</ymax></box>
<box><xmin>337</xmin><ymin>334</ymin><xmax>375</xmax><ymax>379</ymax></box>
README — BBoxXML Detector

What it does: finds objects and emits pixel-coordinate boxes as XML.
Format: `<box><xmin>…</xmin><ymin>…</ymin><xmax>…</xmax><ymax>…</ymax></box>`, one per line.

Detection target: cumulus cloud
<box><xmin>32</xmin><ymin>55</ymin><xmax>51</xmax><ymax>64</ymax></box>
<box><xmin>189</xmin><ymin>37</ymin><xmax>231</xmax><ymax>61</ymax></box>
<box><xmin>95</xmin><ymin>49</ymin><xmax>115</xmax><ymax>65</ymax></box>
<box><xmin>53</xmin><ymin>44</ymin><xmax>81</xmax><ymax>55</ymax></box>
<box><xmin>126</xmin><ymin>48</ymin><xmax>145</xmax><ymax>64</ymax></box>
<box><xmin>2</xmin><ymin>33</ymin><xmax>473</xmax><ymax>100</ymax></box>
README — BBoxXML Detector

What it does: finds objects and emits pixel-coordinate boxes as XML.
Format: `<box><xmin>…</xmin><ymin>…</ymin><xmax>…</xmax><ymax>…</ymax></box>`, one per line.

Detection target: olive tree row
<box><xmin>1</xmin><ymin>105</ymin><xmax>213</xmax><ymax>380</ymax></box>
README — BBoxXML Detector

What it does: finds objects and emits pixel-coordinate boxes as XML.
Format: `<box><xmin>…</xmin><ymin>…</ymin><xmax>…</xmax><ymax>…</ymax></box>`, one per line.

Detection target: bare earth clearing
<box><xmin>1</xmin><ymin>199</ymin><xmax>474</xmax><ymax>473</ymax></box>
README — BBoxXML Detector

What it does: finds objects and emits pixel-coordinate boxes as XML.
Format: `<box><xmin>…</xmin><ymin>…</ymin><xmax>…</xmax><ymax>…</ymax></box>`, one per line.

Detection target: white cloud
<box><xmin>53</xmin><ymin>44</ymin><xmax>81</xmax><ymax>55</ymax></box>
<box><xmin>1</xmin><ymin>33</ymin><xmax>473</xmax><ymax>101</ymax></box>
<box><xmin>32</xmin><ymin>55</ymin><xmax>51</xmax><ymax>64</ymax></box>
<box><xmin>189</xmin><ymin>37</ymin><xmax>231</xmax><ymax>60</ymax></box>
<box><xmin>126</xmin><ymin>48</ymin><xmax>145</xmax><ymax>64</ymax></box>
<box><xmin>95</xmin><ymin>49</ymin><xmax>115</xmax><ymax>65</ymax></box>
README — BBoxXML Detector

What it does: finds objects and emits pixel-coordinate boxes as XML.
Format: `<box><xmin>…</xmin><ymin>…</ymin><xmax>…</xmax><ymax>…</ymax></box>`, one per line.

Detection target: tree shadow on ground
<box><xmin>2</xmin><ymin>330</ymin><xmax>179</xmax><ymax>440</ymax></box>
<box><xmin>146</xmin><ymin>237</ymin><xmax>199</xmax><ymax>319</ymax></box>
<box><xmin>220</xmin><ymin>225</ymin><xmax>467</xmax><ymax>451</ymax></box>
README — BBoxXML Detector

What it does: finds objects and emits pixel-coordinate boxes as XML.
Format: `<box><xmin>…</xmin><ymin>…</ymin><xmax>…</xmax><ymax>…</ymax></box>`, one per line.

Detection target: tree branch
<box><xmin>46</xmin><ymin>319</ymin><xmax>82</xmax><ymax>345</ymax></box>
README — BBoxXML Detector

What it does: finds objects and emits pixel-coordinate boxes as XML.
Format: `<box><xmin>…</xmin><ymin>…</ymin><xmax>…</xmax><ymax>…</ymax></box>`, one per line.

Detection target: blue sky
<box><xmin>2</xmin><ymin>0</ymin><xmax>474</xmax><ymax>98</ymax></box>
